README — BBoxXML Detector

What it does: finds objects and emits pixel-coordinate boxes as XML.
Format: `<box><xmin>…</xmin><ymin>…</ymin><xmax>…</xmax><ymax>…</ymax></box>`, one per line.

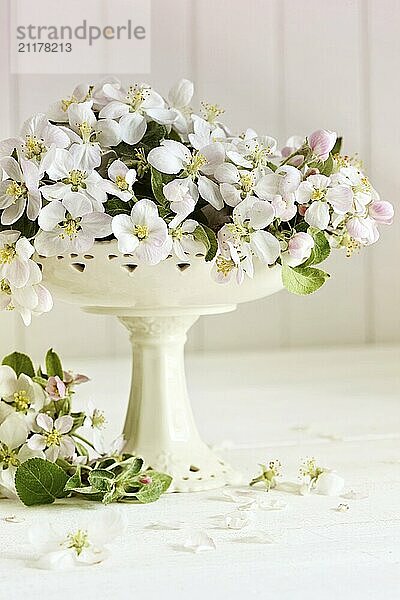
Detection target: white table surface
<box><xmin>1</xmin><ymin>345</ymin><xmax>400</xmax><ymax>599</ymax></box>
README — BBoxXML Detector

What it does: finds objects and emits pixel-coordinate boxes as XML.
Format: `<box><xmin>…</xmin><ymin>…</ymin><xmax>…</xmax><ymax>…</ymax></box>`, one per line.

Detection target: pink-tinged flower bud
<box><xmin>298</xmin><ymin>204</ymin><xmax>307</xmax><ymax>217</ymax></box>
<box><xmin>139</xmin><ymin>475</ymin><xmax>153</xmax><ymax>485</ymax></box>
<box><xmin>288</xmin><ymin>232</ymin><xmax>315</xmax><ymax>261</ymax></box>
<box><xmin>287</xmin><ymin>155</ymin><xmax>304</xmax><ymax>168</ymax></box>
<box><xmin>308</xmin><ymin>129</ymin><xmax>337</xmax><ymax>161</ymax></box>
<box><xmin>45</xmin><ymin>375</ymin><xmax>66</xmax><ymax>400</ymax></box>
<box><xmin>368</xmin><ymin>200</ymin><xmax>394</xmax><ymax>224</ymax></box>
<box><xmin>305</xmin><ymin>168</ymin><xmax>320</xmax><ymax>177</ymax></box>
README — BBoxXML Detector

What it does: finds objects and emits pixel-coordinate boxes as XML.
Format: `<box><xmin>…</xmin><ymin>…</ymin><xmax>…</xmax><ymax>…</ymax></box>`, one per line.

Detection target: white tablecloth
<box><xmin>1</xmin><ymin>346</ymin><xmax>400</xmax><ymax>599</ymax></box>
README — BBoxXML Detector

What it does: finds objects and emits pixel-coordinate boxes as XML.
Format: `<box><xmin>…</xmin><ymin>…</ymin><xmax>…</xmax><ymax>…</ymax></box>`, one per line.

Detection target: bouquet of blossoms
<box><xmin>0</xmin><ymin>348</ymin><xmax>171</xmax><ymax>506</ymax></box>
<box><xmin>0</xmin><ymin>77</ymin><xmax>394</xmax><ymax>324</ymax></box>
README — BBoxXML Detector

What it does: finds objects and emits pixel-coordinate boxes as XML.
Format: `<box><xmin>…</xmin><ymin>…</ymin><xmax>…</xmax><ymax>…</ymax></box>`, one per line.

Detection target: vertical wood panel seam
<box><xmin>277</xmin><ymin>0</ymin><xmax>289</xmax><ymax>348</ymax></box>
<box><xmin>189</xmin><ymin>0</ymin><xmax>206</xmax><ymax>353</ymax></box>
<box><xmin>359</xmin><ymin>0</ymin><xmax>373</xmax><ymax>344</ymax></box>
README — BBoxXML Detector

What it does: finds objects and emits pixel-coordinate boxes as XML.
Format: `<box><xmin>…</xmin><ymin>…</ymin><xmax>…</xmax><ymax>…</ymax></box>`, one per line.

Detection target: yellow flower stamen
<box><xmin>216</xmin><ymin>255</ymin><xmax>235</xmax><ymax>277</ymax></box>
<box><xmin>0</xmin><ymin>443</ymin><xmax>20</xmax><ymax>468</ymax></box>
<box><xmin>0</xmin><ymin>244</ymin><xmax>16</xmax><ymax>265</ymax></box>
<box><xmin>134</xmin><ymin>224</ymin><xmax>149</xmax><ymax>240</ymax></box>
<box><xmin>62</xmin><ymin>170</ymin><xmax>87</xmax><ymax>192</ymax></box>
<box><xmin>126</xmin><ymin>84</ymin><xmax>149</xmax><ymax>112</ymax></box>
<box><xmin>5</xmin><ymin>181</ymin><xmax>27</xmax><ymax>202</ymax></box>
<box><xmin>45</xmin><ymin>429</ymin><xmax>62</xmax><ymax>447</ymax></box>
<box><xmin>115</xmin><ymin>175</ymin><xmax>129</xmax><ymax>191</ymax></box>
<box><xmin>201</xmin><ymin>101</ymin><xmax>225</xmax><ymax>124</ymax></box>
<box><xmin>24</xmin><ymin>135</ymin><xmax>47</xmax><ymax>160</ymax></box>
<box><xmin>13</xmin><ymin>390</ymin><xmax>31</xmax><ymax>413</ymax></box>
<box><xmin>65</xmin><ymin>529</ymin><xmax>90</xmax><ymax>556</ymax></box>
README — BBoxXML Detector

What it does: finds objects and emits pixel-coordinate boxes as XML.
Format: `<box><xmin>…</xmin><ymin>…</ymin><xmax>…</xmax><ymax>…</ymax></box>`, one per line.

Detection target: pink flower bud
<box><xmin>368</xmin><ymin>200</ymin><xmax>394</xmax><ymax>224</ymax></box>
<box><xmin>298</xmin><ymin>204</ymin><xmax>307</xmax><ymax>217</ymax></box>
<box><xmin>308</xmin><ymin>129</ymin><xmax>337</xmax><ymax>161</ymax></box>
<box><xmin>45</xmin><ymin>375</ymin><xmax>66</xmax><ymax>400</ymax></box>
<box><xmin>139</xmin><ymin>475</ymin><xmax>153</xmax><ymax>485</ymax></box>
<box><xmin>288</xmin><ymin>232</ymin><xmax>315</xmax><ymax>261</ymax></box>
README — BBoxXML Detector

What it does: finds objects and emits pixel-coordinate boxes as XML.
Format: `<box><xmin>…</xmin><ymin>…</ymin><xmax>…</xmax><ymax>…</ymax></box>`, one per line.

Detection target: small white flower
<box><xmin>163</xmin><ymin>178</ymin><xmax>198</xmax><ymax>228</ymax></box>
<box><xmin>99</xmin><ymin>83</ymin><xmax>177</xmax><ymax>144</ymax></box>
<box><xmin>35</xmin><ymin>193</ymin><xmax>112</xmax><ymax>257</ymax></box>
<box><xmin>226</xmin><ymin>129</ymin><xmax>278</xmax><ymax>169</ymax></box>
<box><xmin>0</xmin><ymin>156</ymin><xmax>42</xmax><ymax>224</ymax></box>
<box><xmin>40</xmin><ymin>145</ymin><xmax>109</xmax><ymax>211</ymax></box>
<box><xmin>168</xmin><ymin>78</ymin><xmax>194</xmax><ymax>136</ymax></box>
<box><xmin>0</xmin><ymin>414</ymin><xmax>42</xmax><ymax>498</ymax></box>
<box><xmin>284</xmin><ymin>232</ymin><xmax>315</xmax><ymax>267</ymax></box>
<box><xmin>2</xmin><ymin>263</ymin><xmax>53</xmax><ymax>326</ymax></box>
<box><xmin>111</xmin><ymin>199</ymin><xmax>169</xmax><ymax>265</ymax></box>
<box><xmin>0</xmin><ymin>113</ymin><xmax>70</xmax><ymax>168</ymax></box>
<box><xmin>167</xmin><ymin>219</ymin><xmax>205</xmax><ymax>261</ymax></box>
<box><xmin>102</xmin><ymin>159</ymin><xmax>136</xmax><ymax>202</ymax></box>
<box><xmin>29</xmin><ymin>509</ymin><xmax>127</xmax><ymax>570</ymax></box>
<box><xmin>0</xmin><ymin>365</ymin><xmax>45</xmax><ymax>424</ymax></box>
<box><xmin>0</xmin><ymin>230</ymin><xmax>35</xmax><ymax>288</ymax></box>
<box><xmin>148</xmin><ymin>139</ymin><xmax>224</xmax><ymax>178</ymax></box>
<box><xmin>47</xmin><ymin>83</ymin><xmax>94</xmax><ymax>122</ymax></box>
<box><xmin>28</xmin><ymin>414</ymin><xmax>75</xmax><ymax>462</ymax></box>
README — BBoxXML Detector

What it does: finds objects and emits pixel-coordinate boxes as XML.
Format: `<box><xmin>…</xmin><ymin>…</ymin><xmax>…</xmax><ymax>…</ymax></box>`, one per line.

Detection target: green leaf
<box><xmin>104</xmin><ymin>197</ymin><xmax>131</xmax><ymax>217</ymax></box>
<box><xmin>89</xmin><ymin>469</ymin><xmax>115</xmax><ymax>492</ymax></box>
<box><xmin>145</xmin><ymin>471</ymin><xmax>172</xmax><ymax>494</ymax></box>
<box><xmin>319</xmin><ymin>153</ymin><xmax>334</xmax><ymax>177</ymax></box>
<box><xmin>2</xmin><ymin>352</ymin><xmax>35</xmax><ymax>378</ymax></box>
<box><xmin>282</xmin><ymin>263</ymin><xmax>330</xmax><ymax>295</ymax></box>
<box><xmin>15</xmin><ymin>458</ymin><xmax>69</xmax><ymax>506</ymax></box>
<box><xmin>64</xmin><ymin>466</ymin><xmax>83</xmax><ymax>491</ymax></box>
<box><xmin>32</xmin><ymin>375</ymin><xmax>49</xmax><ymax>388</ymax></box>
<box><xmin>45</xmin><ymin>348</ymin><xmax>63</xmax><ymax>379</ymax></box>
<box><xmin>194</xmin><ymin>224</ymin><xmax>218</xmax><ymax>262</ymax></box>
<box><xmin>0</xmin><ymin>212</ymin><xmax>39</xmax><ymax>239</ymax></box>
<box><xmin>304</xmin><ymin>227</ymin><xmax>331</xmax><ymax>266</ymax></box>
<box><xmin>135</xmin><ymin>480</ymin><xmax>165</xmax><ymax>503</ymax></box>
<box><xmin>140</xmin><ymin>122</ymin><xmax>167</xmax><ymax>150</ymax></box>
<box><xmin>150</xmin><ymin>167</ymin><xmax>167</xmax><ymax>205</ymax></box>
<box><xmin>119</xmin><ymin>457</ymin><xmax>144</xmax><ymax>478</ymax></box>
<box><xmin>331</xmin><ymin>136</ymin><xmax>342</xmax><ymax>155</ymax></box>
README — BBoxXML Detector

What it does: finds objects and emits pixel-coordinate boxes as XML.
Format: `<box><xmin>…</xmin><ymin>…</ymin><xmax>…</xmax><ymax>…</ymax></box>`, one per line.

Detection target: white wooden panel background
<box><xmin>0</xmin><ymin>0</ymin><xmax>398</xmax><ymax>359</ymax></box>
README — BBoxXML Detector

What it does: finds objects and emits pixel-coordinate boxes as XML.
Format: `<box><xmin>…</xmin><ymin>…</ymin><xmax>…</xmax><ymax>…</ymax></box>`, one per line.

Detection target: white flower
<box><xmin>28</xmin><ymin>414</ymin><xmax>75</xmax><ymax>462</ymax></box>
<box><xmin>314</xmin><ymin>471</ymin><xmax>345</xmax><ymax>496</ymax></box>
<box><xmin>28</xmin><ymin>509</ymin><xmax>127</xmax><ymax>570</ymax></box>
<box><xmin>219</xmin><ymin>196</ymin><xmax>280</xmax><ymax>272</ymax></box>
<box><xmin>1</xmin><ymin>263</ymin><xmax>53</xmax><ymax>326</ymax></box>
<box><xmin>40</xmin><ymin>145</ymin><xmax>108</xmax><ymax>211</ymax></box>
<box><xmin>197</xmin><ymin>175</ymin><xmax>224</xmax><ymax>210</ymax></box>
<box><xmin>296</xmin><ymin>174</ymin><xmax>353</xmax><ymax>231</ymax></box>
<box><xmin>285</xmin><ymin>232</ymin><xmax>315</xmax><ymax>267</ymax></box>
<box><xmin>0</xmin><ymin>156</ymin><xmax>42</xmax><ymax>223</ymax></box>
<box><xmin>47</xmin><ymin>83</ymin><xmax>94</xmax><ymax>122</ymax></box>
<box><xmin>0</xmin><ymin>230</ymin><xmax>35</xmax><ymax>288</ymax></box>
<box><xmin>66</xmin><ymin>100</ymin><xmax>122</xmax><ymax>170</ymax></box>
<box><xmin>167</xmin><ymin>219</ymin><xmax>205</xmax><ymax>261</ymax></box>
<box><xmin>111</xmin><ymin>198</ymin><xmax>169</xmax><ymax>264</ymax></box>
<box><xmin>102</xmin><ymin>159</ymin><xmax>136</xmax><ymax>202</ymax></box>
<box><xmin>163</xmin><ymin>178</ymin><xmax>198</xmax><ymax>227</ymax></box>
<box><xmin>99</xmin><ymin>83</ymin><xmax>177</xmax><ymax>144</ymax></box>
<box><xmin>0</xmin><ymin>113</ymin><xmax>70</xmax><ymax>168</ymax></box>
<box><xmin>226</xmin><ymin>129</ymin><xmax>278</xmax><ymax>169</ymax></box>
<box><xmin>0</xmin><ymin>413</ymin><xmax>42</xmax><ymax>498</ymax></box>
<box><xmin>168</xmin><ymin>78</ymin><xmax>194</xmax><ymax>136</ymax></box>
<box><xmin>35</xmin><ymin>193</ymin><xmax>112</xmax><ymax>257</ymax></box>
<box><xmin>148</xmin><ymin>139</ymin><xmax>224</xmax><ymax>178</ymax></box>
<box><xmin>0</xmin><ymin>365</ymin><xmax>45</xmax><ymax>424</ymax></box>
<box><xmin>254</xmin><ymin>164</ymin><xmax>302</xmax><ymax>201</ymax></box>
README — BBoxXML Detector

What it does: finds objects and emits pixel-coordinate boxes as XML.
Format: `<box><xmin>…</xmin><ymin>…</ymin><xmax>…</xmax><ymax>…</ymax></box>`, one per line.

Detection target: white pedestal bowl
<box><xmin>38</xmin><ymin>241</ymin><xmax>283</xmax><ymax>492</ymax></box>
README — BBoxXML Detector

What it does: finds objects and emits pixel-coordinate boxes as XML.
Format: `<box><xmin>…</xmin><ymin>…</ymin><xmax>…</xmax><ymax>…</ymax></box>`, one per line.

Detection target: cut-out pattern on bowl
<box><xmin>71</xmin><ymin>263</ymin><xmax>86</xmax><ymax>272</ymax></box>
<box><xmin>121</xmin><ymin>264</ymin><xmax>138</xmax><ymax>274</ymax></box>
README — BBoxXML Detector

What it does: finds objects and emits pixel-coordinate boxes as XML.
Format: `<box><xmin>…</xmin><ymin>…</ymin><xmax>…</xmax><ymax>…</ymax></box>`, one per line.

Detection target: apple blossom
<box><xmin>40</xmin><ymin>145</ymin><xmax>109</xmax><ymax>211</ymax></box>
<box><xmin>35</xmin><ymin>193</ymin><xmax>112</xmax><ymax>257</ymax></box>
<box><xmin>102</xmin><ymin>159</ymin><xmax>137</xmax><ymax>202</ymax></box>
<box><xmin>168</xmin><ymin>78</ymin><xmax>194</xmax><ymax>135</ymax></box>
<box><xmin>99</xmin><ymin>83</ymin><xmax>177</xmax><ymax>144</ymax></box>
<box><xmin>0</xmin><ymin>156</ymin><xmax>42</xmax><ymax>223</ymax></box>
<box><xmin>28</xmin><ymin>414</ymin><xmax>75</xmax><ymax>462</ymax></box>
<box><xmin>0</xmin><ymin>231</ymin><xmax>35</xmax><ymax>288</ymax></box>
<box><xmin>167</xmin><ymin>219</ymin><xmax>205</xmax><ymax>261</ymax></box>
<box><xmin>163</xmin><ymin>178</ymin><xmax>198</xmax><ymax>227</ymax></box>
<box><xmin>308</xmin><ymin>129</ymin><xmax>337</xmax><ymax>161</ymax></box>
<box><xmin>111</xmin><ymin>198</ymin><xmax>169</xmax><ymax>264</ymax></box>
<box><xmin>285</xmin><ymin>232</ymin><xmax>315</xmax><ymax>266</ymax></box>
